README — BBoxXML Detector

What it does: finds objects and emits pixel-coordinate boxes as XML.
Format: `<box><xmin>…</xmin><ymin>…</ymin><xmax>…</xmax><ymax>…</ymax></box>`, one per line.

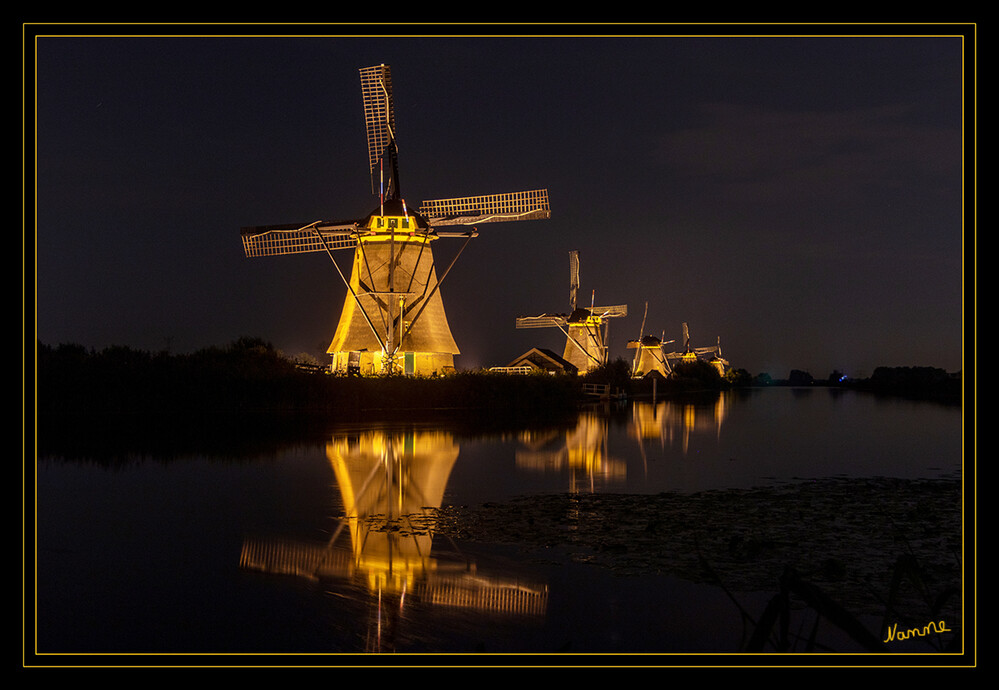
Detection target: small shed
<box><xmin>505</xmin><ymin>347</ymin><xmax>578</xmax><ymax>375</ymax></box>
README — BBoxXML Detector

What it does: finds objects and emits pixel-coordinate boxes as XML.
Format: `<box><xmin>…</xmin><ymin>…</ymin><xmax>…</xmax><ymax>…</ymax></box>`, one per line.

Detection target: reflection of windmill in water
<box><xmin>516</xmin><ymin>250</ymin><xmax>627</xmax><ymax>375</ymax></box>
<box><xmin>663</xmin><ymin>322</ymin><xmax>730</xmax><ymax>376</ymax></box>
<box><xmin>516</xmin><ymin>413</ymin><xmax>626</xmax><ymax>490</ymax></box>
<box><xmin>239</xmin><ymin>428</ymin><xmax>548</xmax><ymax>652</ymax></box>
<box><xmin>629</xmin><ymin>395</ymin><xmax>729</xmax><ymax>456</ymax></box>
<box><xmin>241</xmin><ymin>64</ymin><xmax>550</xmax><ymax>375</ymax></box>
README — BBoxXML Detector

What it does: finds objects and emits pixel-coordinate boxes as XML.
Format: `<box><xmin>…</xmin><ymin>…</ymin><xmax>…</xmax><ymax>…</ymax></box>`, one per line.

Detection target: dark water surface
<box><xmin>32</xmin><ymin>387</ymin><xmax>967</xmax><ymax>664</ymax></box>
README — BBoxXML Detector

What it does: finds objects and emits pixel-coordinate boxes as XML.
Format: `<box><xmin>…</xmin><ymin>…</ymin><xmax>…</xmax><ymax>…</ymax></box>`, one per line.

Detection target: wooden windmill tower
<box><xmin>516</xmin><ymin>250</ymin><xmax>627</xmax><ymax>375</ymax></box>
<box><xmin>241</xmin><ymin>64</ymin><xmax>550</xmax><ymax>375</ymax></box>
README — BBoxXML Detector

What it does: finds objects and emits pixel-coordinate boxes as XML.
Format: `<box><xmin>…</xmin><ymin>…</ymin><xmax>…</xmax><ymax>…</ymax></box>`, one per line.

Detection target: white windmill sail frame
<box><xmin>421</xmin><ymin>189</ymin><xmax>551</xmax><ymax>226</ymax></box>
<box><xmin>241</xmin><ymin>222</ymin><xmax>360</xmax><ymax>257</ymax></box>
<box><xmin>360</xmin><ymin>63</ymin><xmax>397</xmax><ymax>192</ymax></box>
<box><xmin>515</xmin><ymin>314</ymin><xmax>568</xmax><ymax>329</ymax></box>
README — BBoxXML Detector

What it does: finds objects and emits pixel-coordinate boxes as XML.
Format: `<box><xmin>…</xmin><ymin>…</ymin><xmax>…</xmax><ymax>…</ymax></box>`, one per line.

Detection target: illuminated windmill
<box><xmin>241</xmin><ymin>64</ymin><xmax>550</xmax><ymax>375</ymax></box>
<box><xmin>516</xmin><ymin>250</ymin><xmax>627</xmax><ymax>375</ymax></box>
<box><xmin>664</xmin><ymin>322</ymin><xmax>729</xmax><ymax>376</ymax></box>
<box><xmin>628</xmin><ymin>335</ymin><xmax>672</xmax><ymax>378</ymax></box>
<box><xmin>626</xmin><ymin>302</ymin><xmax>675</xmax><ymax>378</ymax></box>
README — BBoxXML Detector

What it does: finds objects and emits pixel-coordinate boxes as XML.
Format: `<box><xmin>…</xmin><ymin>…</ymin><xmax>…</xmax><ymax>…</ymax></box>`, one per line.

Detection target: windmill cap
<box><xmin>363</xmin><ymin>198</ymin><xmax>430</xmax><ymax>229</ymax></box>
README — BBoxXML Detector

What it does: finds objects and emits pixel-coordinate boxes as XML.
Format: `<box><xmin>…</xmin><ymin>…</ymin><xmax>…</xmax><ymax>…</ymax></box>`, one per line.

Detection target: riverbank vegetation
<box><xmin>33</xmin><ymin>337</ymin><xmax>962</xmax><ymax>422</ymax></box>
<box><xmin>34</xmin><ymin>337</ymin><xmax>579</xmax><ymax>421</ymax></box>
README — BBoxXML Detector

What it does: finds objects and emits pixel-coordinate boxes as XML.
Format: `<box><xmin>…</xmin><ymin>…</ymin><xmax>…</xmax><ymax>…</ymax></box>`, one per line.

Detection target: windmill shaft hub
<box><xmin>360</xmin><ymin>229</ymin><xmax>438</xmax><ymax>245</ymax></box>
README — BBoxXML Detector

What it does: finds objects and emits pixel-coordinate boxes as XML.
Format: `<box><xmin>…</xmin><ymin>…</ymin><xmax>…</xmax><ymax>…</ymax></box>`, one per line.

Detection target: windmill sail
<box><xmin>421</xmin><ymin>190</ymin><xmax>550</xmax><ymax>226</ymax></box>
<box><xmin>515</xmin><ymin>314</ymin><xmax>569</xmax><ymax>329</ymax></box>
<box><xmin>240</xmin><ymin>220</ymin><xmax>360</xmax><ymax>257</ymax></box>
<box><xmin>360</xmin><ymin>63</ymin><xmax>399</xmax><ymax>199</ymax></box>
<box><xmin>568</xmin><ymin>249</ymin><xmax>580</xmax><ymax>311</ymax></box>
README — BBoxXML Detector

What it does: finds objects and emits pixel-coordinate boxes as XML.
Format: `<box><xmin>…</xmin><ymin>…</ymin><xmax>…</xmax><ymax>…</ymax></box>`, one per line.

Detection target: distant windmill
<box><xmin>241</xmin><ymin>64</ymin><xmax>550</xmax><ymax>375</ymax></box>
<box><xmin>664</xmin><ymin>322</ymin><xmax>729</xmax><ymax>376</ymax></box>
<box><xmin>627</xmin><ymin>302</ymin><xmax>674</xmax><ymax>378</ymax></box>
<box><xmin>516</xmin><ymin>250</ymin><xmax>627</xmax><ymax>375</ymax></box>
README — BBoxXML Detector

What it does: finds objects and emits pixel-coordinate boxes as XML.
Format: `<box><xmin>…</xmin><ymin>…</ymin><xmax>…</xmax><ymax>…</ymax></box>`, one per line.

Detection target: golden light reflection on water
<box><xmin>326</xmin><ymin>429</ymin><xmax>460</xmax><ymax>594</ymax></box>
<box><xmin>516</xmin><ymin>412</ymin><xmax>626</xmax><ymax>489</ymax></box>
<box><xmin>239</xmin><ymin>428</ymin><xmax>549</xmax><ymax>650</ymax></box>
<box><xmin>238</xmin><ymin>401</ymin><xmax>731</xmax><ymax>648</ymax></box>
<box><xmin>628</xmin><ymin>394</ymin><xmax>728</xmax><ymax>455</ymax></box>
<box><xmin>211</xmin><ymin>391</ymin><xmax>962</xmax><ymax>652</ymax></box>
<box><xmin>511</xmin><ymin>396</ymin><xmax>730</xmax><ymax>491</ymax></box>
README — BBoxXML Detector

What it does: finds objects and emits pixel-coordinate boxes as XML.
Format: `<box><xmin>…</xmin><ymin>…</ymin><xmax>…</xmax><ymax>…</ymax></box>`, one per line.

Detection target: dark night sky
<box><xmin>30</xmin><ymin>26</ymin><xmax>971</xmax><ymax>379</ymax></box>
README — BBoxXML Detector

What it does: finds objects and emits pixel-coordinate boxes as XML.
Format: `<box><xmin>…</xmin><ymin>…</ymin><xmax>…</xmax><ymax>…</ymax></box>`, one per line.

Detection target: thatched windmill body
<box><xmin>241</xmin><ymin>64</ymin><xmax>550</xmax><ymax>375</ymax></box>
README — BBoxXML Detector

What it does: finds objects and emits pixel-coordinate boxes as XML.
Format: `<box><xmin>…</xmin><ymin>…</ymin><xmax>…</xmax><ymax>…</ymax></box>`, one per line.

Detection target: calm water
<box><xmin>33</xmin><ymin>387</ymin><xmax>965</xmax><ymax>662</ymax></box>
